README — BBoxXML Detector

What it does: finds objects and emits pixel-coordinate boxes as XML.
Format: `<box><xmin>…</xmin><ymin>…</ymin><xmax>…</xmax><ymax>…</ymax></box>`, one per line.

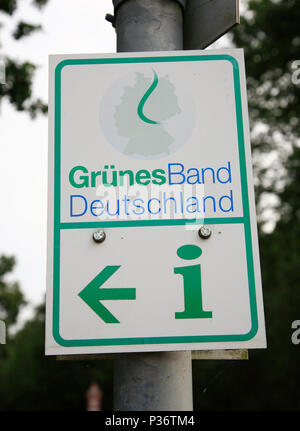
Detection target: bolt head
<box><xmin>93</xmin><ymin>230</ymin><xmax>106</xmax><ymax>243</ymax></box>
<box><xmin>198</xmin><ymin>226</ymin><xmax>212</xmax><ymax>239</ymax></box>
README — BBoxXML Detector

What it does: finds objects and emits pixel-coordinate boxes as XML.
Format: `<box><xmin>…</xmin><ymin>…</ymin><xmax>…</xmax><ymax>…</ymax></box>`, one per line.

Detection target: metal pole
<box><xmin>108</xmin><ymin>0</ymin><xmax>193</xmax><ymax>411</ymax></box>
<box><xmin>112</xmin><ymin>0</ymin><xmax>185</xmax><ymax>52</ymax></box>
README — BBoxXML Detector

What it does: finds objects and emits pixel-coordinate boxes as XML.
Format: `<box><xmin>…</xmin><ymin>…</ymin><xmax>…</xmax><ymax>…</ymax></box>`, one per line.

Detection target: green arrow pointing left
<box><xmin>78</xmin><ymin>266</ymin><xmax>136</xmax><ymax>324</ymax></box>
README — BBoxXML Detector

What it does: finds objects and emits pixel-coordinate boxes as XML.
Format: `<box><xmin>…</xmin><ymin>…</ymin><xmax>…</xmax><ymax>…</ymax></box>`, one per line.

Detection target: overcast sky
<box><xmin>0</xmin><ymin>0</ymin><xmax>236</xmax><ymax>325</ymax></box>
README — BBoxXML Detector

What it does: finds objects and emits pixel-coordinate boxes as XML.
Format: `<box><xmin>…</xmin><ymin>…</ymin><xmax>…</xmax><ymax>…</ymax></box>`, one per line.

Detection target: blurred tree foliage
<box><xmin>235</xmin><ymin>0</ymin><xmax>300</xmax><ymax>219</ymax></box>
<box><xmin>0</xmin><ymin>255</ymin><xmax>26</xmax><ymax>334</ymax></box>
<box><xmin>193</xmin><ymin>0</ymin><xmax>300</xmax><ymax>411</ymax></box>
<box><xmin>0</xmin><ymin>0</ymin><xmax>48</xmax><ymax>117</ymax></box>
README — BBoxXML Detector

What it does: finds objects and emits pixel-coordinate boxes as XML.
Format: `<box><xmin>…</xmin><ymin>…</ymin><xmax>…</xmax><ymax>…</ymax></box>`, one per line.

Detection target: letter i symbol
<box><xmin>174</xmin><ymin>245</ymin><xmax>212</xmax><ymax>319</ymax></box>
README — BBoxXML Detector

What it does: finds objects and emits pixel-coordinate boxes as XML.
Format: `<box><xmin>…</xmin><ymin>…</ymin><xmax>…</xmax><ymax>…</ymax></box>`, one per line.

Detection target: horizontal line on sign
<box><xmin>58</xmin><ymin>217</ymin><xmax>245</xmax><ymax>230</ymax></box>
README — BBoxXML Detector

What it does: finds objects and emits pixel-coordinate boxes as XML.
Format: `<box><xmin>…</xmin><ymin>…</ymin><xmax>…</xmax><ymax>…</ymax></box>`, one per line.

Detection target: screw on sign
<box><xmin>198</xmin><ymin>225</ymin><xmax>212</xmax><ymax>239</ymax></box>
<box><xmin>86</xmin><ymin>382</ymin><xmax>103</xmax><ymax>411</ymax></box>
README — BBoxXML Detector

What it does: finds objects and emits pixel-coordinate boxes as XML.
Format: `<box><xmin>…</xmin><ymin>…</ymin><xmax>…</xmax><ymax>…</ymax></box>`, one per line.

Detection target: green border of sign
<box><xmin>53</xmin><ymin>54</ymin><xmax>258</xmax><ymax>347</ymax></box>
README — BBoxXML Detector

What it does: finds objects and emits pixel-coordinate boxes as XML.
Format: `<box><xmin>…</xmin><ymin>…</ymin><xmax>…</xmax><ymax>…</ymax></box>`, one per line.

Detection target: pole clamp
<box><xmin>107</xmin><ymin>0</ymin><xmax>186</xmax><ymax>28</ymax></box>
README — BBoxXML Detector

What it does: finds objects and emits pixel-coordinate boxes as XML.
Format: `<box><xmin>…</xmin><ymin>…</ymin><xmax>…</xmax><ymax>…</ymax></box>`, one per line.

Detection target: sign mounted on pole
<box><xmin>46</xmin><ymin>49</ymin><xmax>266</xmax><ymax>355</ymax></box>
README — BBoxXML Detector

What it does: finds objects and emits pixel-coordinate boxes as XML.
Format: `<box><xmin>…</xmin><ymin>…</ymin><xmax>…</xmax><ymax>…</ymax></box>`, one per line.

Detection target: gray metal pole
<box><xmin>112</xmin><ymin>0</ymin><xmax>185</xmax><ymax>52</ymax></box>
<box><xmin>114</xmin><ymin>351</ymin><xmax>193</xmax><ymax>411</ymax></box>
<box><xmin>108</xmin><ymin>0</ymin><xmax>193</xmax><ymax>412</ymax></box>
<box><xmin>0</xmin><ymin>320</ymin><xmax>5</xmax><ymax>344</ymax></box>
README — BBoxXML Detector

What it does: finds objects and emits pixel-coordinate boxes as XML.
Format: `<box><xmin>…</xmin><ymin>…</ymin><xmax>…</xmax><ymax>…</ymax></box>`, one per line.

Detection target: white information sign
<box><xmin>46</xmin><ymin>49</ymin><xmax>266</xmax><ymax>355</ymax></box>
